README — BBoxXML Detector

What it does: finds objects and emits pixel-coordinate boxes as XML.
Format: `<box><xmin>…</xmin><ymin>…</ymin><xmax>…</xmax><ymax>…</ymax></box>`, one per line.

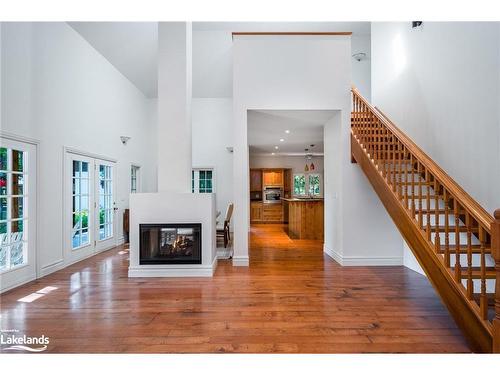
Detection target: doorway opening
<box><xmin>247</xmin><ymin>110</ymin><xmax>335</xmax><ymax>258</ymax></box>
<box><xmin>64</xmin><ymin>150</ymin><xmax>117</xmax><ymax>266</ymax></box>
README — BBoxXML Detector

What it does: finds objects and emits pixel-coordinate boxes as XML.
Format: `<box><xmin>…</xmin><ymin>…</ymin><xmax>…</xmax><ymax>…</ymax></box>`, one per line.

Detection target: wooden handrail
<box><xmin>351</xmin><ymin>86</ymin><xmax>499</xmax><ymax>352</ymax></box>
<box><xmin>352</xmin><ymin>86</ymin><xmax>494</xmax><ymax>231</ymax></box>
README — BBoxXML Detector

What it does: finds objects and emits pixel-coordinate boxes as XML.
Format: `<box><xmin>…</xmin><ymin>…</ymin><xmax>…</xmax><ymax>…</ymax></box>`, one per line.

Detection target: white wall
<box><xmin>372</xmin><ymin>22</ymin><xmax>500</xmax><ymax>214</ymax></box>
<box><xmin>1</xmin><ymin>22</ymin><xmax>157</xmax><ymax>277</ymax></box>
<box><xmin>192</xmin><ymin>30</ymin><xmax>371</xmax><ymax>101</ymax></box>
<box><xmin>233</xmin><ymin>34</ymin><xmax>402</xmax><ymax>266</ymax></box>
<box><xmin>192</xmin><ymin>98</ymin><xmax>234</xmax><ymax>217</ymax></box>
<box><xmin>371</xmin><ymin>22</ymin><xmax>500</xmax><ymax>272</ymax></box>
<box><xmin>351</xmin><ymin>35</ymin><xmax>371</xmax><ymax>101</ymax></box>
<box><xmin>157</xmin><ymin>22</ymin><xmax>192</xmax><ymax>193</ymax></box>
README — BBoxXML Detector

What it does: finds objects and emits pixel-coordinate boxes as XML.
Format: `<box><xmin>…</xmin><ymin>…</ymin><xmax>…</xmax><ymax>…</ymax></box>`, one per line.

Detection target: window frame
<box><xmin>192</xmin><ymin>167</ymin><xmax>216</xmax><ymax>194</ymax></box>
<box><xmin>0</xmin><ymin>147</ymin><xmax>29</xmax><ymax>273</ymax></box>
<box><xmin>130</xmin><ymin>164</ymin><xmax>141</xmax><ymax>194</ymax></box>
<box><xmin>293</xmin><ymin>172</ymin><xmax>323</xmax><ymax>197</ymax></box>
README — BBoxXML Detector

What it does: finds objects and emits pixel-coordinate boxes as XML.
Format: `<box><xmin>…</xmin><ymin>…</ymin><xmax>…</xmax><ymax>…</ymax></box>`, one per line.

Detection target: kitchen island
<box><xmin>281</xmin><ymin>198</ymin><xmax>324</xmax><ymax>240</ymax></box>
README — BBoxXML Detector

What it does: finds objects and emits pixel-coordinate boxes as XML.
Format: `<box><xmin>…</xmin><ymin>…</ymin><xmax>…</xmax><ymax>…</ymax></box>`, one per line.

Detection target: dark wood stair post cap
<box><xmin>495</xmin><ymin>209</ymin><xmax>500</xmax><ymax>221</ymax></box>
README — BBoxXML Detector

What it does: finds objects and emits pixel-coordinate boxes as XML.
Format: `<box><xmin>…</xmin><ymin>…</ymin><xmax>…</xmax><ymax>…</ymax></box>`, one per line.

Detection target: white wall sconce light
<box><xmin>352</xmin><ymin>52</ymin><xmax>367</xmax><ymax>62</ymax></box>
<box><xmin>120</xmin><ymin>136</ymin><xmax>131</xmax><ymax>145</ymax></box>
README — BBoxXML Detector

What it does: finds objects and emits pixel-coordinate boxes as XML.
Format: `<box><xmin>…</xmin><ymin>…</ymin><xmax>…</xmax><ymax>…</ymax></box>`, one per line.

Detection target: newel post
<box><xmin>492</xmin><ymin>209</ymin><xmax>500</xmax><ymax>353</ymax></box>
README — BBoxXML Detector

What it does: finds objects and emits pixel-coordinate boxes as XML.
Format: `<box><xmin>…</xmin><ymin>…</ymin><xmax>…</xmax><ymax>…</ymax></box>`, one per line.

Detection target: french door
<box><xmin>0</xmin><ymin>137</ymin><xmax>37</xmax><ymax>292</ymax></box>
<box><xmin>65</xmin><ymin>152</ymin><xmax>116</xmax><ymax>264</ymax></box>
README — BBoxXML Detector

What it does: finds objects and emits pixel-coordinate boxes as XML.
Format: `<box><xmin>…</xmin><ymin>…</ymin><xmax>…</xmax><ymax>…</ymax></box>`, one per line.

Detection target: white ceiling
<box><xmin>248</xmin><ymin>110</ymin><xmax>336</xmax><ymax>155</ymax></box>
<box><xmin>67</xmin><ymin>22</ymin><xmax>370</xmax><ymax>99</ymax></box>
<box><xmin>69</xmin><ymin>22</ymin><xmax>158</xmax><ymax>98</ymax></box>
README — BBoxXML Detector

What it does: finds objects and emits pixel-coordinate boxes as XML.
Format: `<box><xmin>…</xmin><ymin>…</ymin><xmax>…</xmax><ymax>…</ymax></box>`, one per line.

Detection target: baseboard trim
<box><xmin>323</xmin><ymin>245</ymin><xmax>342</xmax><ymax>265</ymax></box>
<box><xmin>323</xmin><ymin>245</ymin><xmax>403</xmax><ymax>266</ymax></box>
<box><xmin>0</xmin><ymin>274</ymin><xmax>37</xmax><ymax>294</ymax></box>
<box><xmin>232</xmin><ymin>255</ymin><xmax>249</xmax><ymax>267</ymax></box>
<box><xmin>128</xmin><ymin>257</ymin><xmax>218</xmax><ymax>278</ymax></box>
<box><xmin>39</xmin><ymin>259</ymin><xmax>64</xmax><ymax>277</ymax></box>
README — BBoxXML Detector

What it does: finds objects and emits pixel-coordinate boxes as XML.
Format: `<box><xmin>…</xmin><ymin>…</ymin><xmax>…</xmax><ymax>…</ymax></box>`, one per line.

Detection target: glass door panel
<box><xmin>72</xmin><ymin>160</ymin><xmax>91</xmax><ymax>250</ymax></box>
<box><xmin>95</xmin><ymin>160</ymin><xmax>115</xmax><ymax>252</ymax></box>
<box><xmin>0</xmin><ymin>138</ymin><xmax>37</xmax><ymax>293</ymax></box>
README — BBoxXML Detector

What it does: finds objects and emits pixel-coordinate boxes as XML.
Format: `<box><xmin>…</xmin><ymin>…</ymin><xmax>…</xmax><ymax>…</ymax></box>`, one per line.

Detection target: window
<box><xmin>72</xmin><ymin>160</ymin><xmax>90</xmax><ymax>249</ymax></box>
<box><xmin>293</xmin><ymin>173</ymin><xmax>322</xmax><ymax>197</ymax></box>
<box><xmin>99</xmin><ymin>165</ymin><xmax>113</xmax><ymax>241</ymax></box>
<box><xmin>192</xmin><ymin>169</ymin><xmax>214</xmax><ymax>193</ymax></box>
<box><xmin>131</xmin><ymin>165</ymin><xmax>140</xmax><ymax>193</ymax></box>
<box><xmin>293</xmin><ymin>174</ymin><xmax>306</xmax><ymax>195</ymax></box>
<box><xmin>308</xmin><ymin>174</ymin><xmax>321</xmax><ymax>196</ymax></box>
<box><xmin>0</xmin><ymin>147</ymin><xmax>28</xmax><ymax>271</ymax></box>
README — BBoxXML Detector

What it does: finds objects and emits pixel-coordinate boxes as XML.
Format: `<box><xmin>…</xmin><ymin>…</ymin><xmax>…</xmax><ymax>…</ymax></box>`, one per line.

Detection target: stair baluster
<box><xmin>492</xmin><ymin>210</ymin><xmax>500</xmax><ymax>353</ymax></box>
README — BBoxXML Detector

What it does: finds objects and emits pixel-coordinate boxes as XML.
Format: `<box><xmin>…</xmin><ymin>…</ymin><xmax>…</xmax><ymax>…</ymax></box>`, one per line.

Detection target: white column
<box><xmin>157</xmin><ymin>22</ymin><xmax>192</xmax><ymax>192</ymax></box>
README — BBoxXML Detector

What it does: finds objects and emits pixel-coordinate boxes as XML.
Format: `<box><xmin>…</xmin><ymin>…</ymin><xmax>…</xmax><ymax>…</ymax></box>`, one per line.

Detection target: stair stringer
<box><xmin>351</xmin><ymin>133</ymin><xmax>492</xmax><ymax>353</ymax></box>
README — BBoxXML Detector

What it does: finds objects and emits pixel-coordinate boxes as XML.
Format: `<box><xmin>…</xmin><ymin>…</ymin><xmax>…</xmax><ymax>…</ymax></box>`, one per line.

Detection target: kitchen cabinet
<box><xmin>262</xmin><ymin>203</ymin><xmax>283</xmax><ymax>222</ymax></box>
<box><xmin>250</xmin><ymin>201</ymin><xmax>263</xmax><ymax>222</ymax></box>
<box><xmin>249</xmin><ymin>169</ymin><xmax>262</xmax><ymax>191</ymax></box>
<box><xmin>283</xmin><ymin>168</ymin><xmax>292</xmax><ymax>198</ymax></box>
<box><xmin>262</xmin><ymin>169</ymin><xmax>283</xmax><ymax>187</ymax></box>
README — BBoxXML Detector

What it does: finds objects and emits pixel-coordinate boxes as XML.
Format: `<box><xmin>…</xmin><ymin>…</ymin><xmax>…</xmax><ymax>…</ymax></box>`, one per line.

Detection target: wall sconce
<box><xmin>120</xmin><ymin>136</ymin><xmax>131</xmax><ymax>145</ymax></box>
<box><xmin>352</xmin><ymin>52</ymin><xmax>367</xmax><ymax>62</ymax></box>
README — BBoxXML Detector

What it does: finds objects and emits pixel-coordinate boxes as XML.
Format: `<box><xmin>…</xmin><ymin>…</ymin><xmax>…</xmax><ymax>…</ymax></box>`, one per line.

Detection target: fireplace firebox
<box><xmin>139</xmin><ymin>223</ymin><xmax>201</xmax><ymax>264</ymax></box>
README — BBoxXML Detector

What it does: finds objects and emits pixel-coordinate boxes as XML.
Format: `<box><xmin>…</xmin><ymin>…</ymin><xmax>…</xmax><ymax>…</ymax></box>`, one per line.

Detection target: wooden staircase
<box><xmin>350</xmin><ymin>87</ymin><xmax>500</xmax><ymax>353</ymax></box>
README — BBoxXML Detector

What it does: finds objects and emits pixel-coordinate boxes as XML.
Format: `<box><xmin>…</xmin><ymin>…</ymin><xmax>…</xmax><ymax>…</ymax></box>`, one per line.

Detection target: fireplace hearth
<box><xmin>140</xmin><ymin>223</ymin><xmax>202</xmax><ymax>264</ymax></box>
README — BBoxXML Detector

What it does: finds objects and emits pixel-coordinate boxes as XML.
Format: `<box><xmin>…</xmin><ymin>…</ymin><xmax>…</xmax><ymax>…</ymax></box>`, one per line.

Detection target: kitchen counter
<box><xmin>284</xmin><ymin>198</ymin><xmax>324</xmax><ymax>240</ymax></box>
<box><xmin>281</xmin><ymin>197</ymin><xmax>324</xmax><ymax>202</ymax></box>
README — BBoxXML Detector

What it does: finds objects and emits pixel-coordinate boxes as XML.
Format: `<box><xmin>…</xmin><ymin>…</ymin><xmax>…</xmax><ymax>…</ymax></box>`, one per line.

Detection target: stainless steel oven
<box><xmin>263</xmin><ymin>187</ymin><xmax>282</xmax><ymax>204</ymax></box>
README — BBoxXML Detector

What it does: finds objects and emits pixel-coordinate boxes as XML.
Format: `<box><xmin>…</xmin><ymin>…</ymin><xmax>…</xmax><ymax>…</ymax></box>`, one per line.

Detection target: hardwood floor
<box><xmin>0</xmin><ymin>224</ymin><xmax>471</xmax><ymax>353</ymax></box>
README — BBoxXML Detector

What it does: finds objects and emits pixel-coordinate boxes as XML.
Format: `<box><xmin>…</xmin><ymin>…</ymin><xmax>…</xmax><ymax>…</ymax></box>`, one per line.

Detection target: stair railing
<box><xmin>351</xmin><ymin>86</ymin><xmax>499</xmax><ymax>352</ymax></box>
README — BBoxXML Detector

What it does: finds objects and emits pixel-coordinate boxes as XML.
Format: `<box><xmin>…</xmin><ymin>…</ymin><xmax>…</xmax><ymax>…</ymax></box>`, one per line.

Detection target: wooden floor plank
<box><xmin>0</xmin><ymin>224</ymin><xmax>471</xmax><ymax>353</ymax></box>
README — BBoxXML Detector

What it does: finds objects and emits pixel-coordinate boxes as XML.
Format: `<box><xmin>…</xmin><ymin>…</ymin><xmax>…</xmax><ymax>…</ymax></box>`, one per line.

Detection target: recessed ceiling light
<box><xmin>285</xmin><ymin>130</ymin><xmax>290</xmax><ymax>134</ymax></box>
<box><xmin>279</xmin><ymin>138</ymin><xmax>284</xmax><ymax>142</ymax></box>
<box><xmin>271</xmin><ymin>152</ymin><xmax>275</xmax><ymax>155</ymax></box>
<box><xmin>274</xmin><ymin>146</ymin><xmax>279</xmax><ymax>150</ymax></box>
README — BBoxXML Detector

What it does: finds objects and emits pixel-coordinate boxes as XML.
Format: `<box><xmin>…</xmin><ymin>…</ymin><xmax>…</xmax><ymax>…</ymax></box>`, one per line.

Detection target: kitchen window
<box><xmin>293</xmin><ymin>173</ymin><xmax>322</xmax><ymax>197</ymax></box>
<box><xmin>192</xmin><ymin>168</ymin><xmax>215</xmax><ymax>193</ymax></box>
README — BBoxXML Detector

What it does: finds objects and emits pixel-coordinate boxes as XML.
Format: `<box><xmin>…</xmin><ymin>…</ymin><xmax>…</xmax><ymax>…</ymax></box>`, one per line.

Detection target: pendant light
<box><xmin>305</xmin><ymin>144</ymin><xmax>315</xmax><ymax>172</ymax></box>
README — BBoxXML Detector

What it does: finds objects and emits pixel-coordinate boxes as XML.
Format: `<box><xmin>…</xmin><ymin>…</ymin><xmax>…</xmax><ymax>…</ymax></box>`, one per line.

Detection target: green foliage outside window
<box><xmin>294</xmin><ymin>175</ymin><xmax>306</xmax><ymax>195</ymax></box>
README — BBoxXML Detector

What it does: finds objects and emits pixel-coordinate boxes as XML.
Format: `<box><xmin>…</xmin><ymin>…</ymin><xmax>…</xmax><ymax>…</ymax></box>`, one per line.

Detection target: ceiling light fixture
<box><xmin>274</xmin><ymin>146</ymin><xmax>279</xmax><ymax>150</ymax></box>
<box><xmin>352</xmin><ymin>52</ymin><xmax>367</xmax><ymax>62</ymax></box>
<box><xmin>279</xmin><ymin>138</ymin><xmax>284</xmax><ymax>142</ymax></box>
<box><xmin>271</xmin><ymin>152</ymin><xmax>275</xmax><ymax>155</ymax></box>
<box><xmin>285</xmin><ymin>130</ymin><xmax>290</xmax><ymax>134</ymax></box>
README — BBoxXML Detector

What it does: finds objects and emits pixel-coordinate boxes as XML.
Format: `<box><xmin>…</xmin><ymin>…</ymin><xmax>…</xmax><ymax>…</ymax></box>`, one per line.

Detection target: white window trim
<box><xmin>192</xmin><ymin>167</ymin><xmax>216</xmax><ymax>194</ymax></box>
<box><xmin>130</xmin><ymin>163</ymin><xmax>141</xmax><ymax>194</ymax></box>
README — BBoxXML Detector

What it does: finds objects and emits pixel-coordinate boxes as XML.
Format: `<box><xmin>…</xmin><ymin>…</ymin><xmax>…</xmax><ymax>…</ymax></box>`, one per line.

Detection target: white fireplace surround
<box><xmin>128</xmin><ymin>192</ymin><xmax>217</xmax><ymax>277</ymax></box>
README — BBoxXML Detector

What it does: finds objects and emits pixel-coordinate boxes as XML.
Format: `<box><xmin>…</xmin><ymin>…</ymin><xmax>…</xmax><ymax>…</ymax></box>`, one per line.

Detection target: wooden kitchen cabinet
<box><xmin>249</xmin><ymin>169</ymin><xmax>263</xmax><ymax>191</ymax></box>
<box><xmin>283</xmin><ymin>168</ymin><xmax>292</xmax><ymax>198</ymax></box>
<box><xmin>262</xmin><ymin>203</ymin><xmax>283</xmax><ymax>222</ymax></box>
<box><xmin>250</xmin><ymin>201</ymin><xmax>263</xmax><ymax>222</ymax></box>
<box><xmin>262</xmin><ymin>169</ymin><xmax>283</xmax><ymax>187</ymax></box>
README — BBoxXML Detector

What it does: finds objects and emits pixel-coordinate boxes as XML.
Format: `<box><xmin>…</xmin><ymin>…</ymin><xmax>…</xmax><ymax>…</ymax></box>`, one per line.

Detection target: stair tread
<box><xmin>437</xmin><ymin>244</ymin><xmax>491</xmax><ymax>254</ymax></box>
<box><xmin>424</xmin><ymin>225</ymin><xmax>478</xmax><ymax>233</ymax></box>
<box><xmin>450</xmin><ymin>266</ymin><xmax>496</xmax><ymax>279</ymax></box>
